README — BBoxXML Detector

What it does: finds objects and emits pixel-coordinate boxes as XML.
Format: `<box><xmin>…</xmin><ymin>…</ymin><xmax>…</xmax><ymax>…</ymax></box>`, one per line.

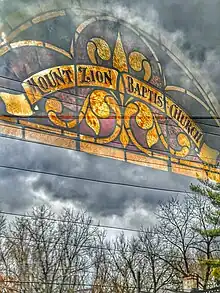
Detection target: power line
<box><xmin>0</xmin><ymin>225</ymin><xmax>217</xmax><ymax>261</ymax></box>
<box><xmin>0</xmin><ymin>210</ymin><xmax>140</xmax><ymax>233</ymax></box>
<box><xmin>0</xmin><ymin>77</ymin><xmax>220</xmax><ymax>163</ymax></box>
<box><xmin>0</xmin><ymin>75</ymin><xmax>219</xmax><ymax>129</ymax></box>
<box><xmin>0</xmin><ymin>233</ymin><xmax>206</xmax><ymax>260</ymax></box>
<box><xmin>1</xmin><ymin>132</ymin><xmax>218</xmax><ymax>197</ymax></box>
<box><xmin>0</xmin><ymin>119</ymin><xmax>219</xmax><ymax>167</ymax></box>
<box><xmin>2</xmin><ymin>112</ymin><xmax>220</xmax><ymax>122</ymax></box>
<box><xmin>0</xmin><ymin>163</ymin><xmax>194</xmax><ymax>193</ymax></box>
<box><xmin>0</xmin><ymin>204</ymin><xmax>204</xmax><ymax>235</ymax></box>
<box><xmin>0</xmin><ymin>278</ymin><xmax>136</xmax><ymax>289</ymax></box>
<box><xmin>0</xmin><ymin>135</ymin><xmax>218</xmax><ymax>185</ymax></box>
<box><xmin>0</xmin><ymin>133</ymin><xmax>207</xmax><ymax>172</ymax></box>
<box><xmin>2</xmin><ymin>209</ymin><xmax>218</xmax><ymax>245</ymax></box>
<box><xmin>1</xmin><ymin>110</ymin><xmax>220</xmax><ymax>138</ymax></box>
<box><xmin>0</xmin><ymin>76</ymin><xmax>219</xmax><ymax>165</ymax></box>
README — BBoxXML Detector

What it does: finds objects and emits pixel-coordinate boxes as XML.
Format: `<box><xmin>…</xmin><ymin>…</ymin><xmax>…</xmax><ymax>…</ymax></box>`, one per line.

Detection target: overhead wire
<box><xmin>0</xmin><ymin>208</ymin><xmax>217</xmax><ymax>240</ymax></box>
<box><xmin>0</xmin><ymin>75</ymin><xmax>219</xmax><ymax>164</ymax></box>
<box><xmin>0</xmin><ymin>74</ymin><xmax>219</xmax><ymax>128</ymax></box>
<box><xmin>0</xmin><ymin>118</ymin><xmax>217</xmax><ymax>167</ymax></box>
<box><xmin>0</xmin><ymin>121</ymin><xmax>219</xmax><ymax>166</ymax></box>
<box><xmin>0</xmin><ymin>210</ymin><xmax>141</xmax><ymax>233</ymax></box>
<box><xmin>0</xmin><ymin>234</ymin><xmax>199</xmax><ymax>260</ymax></box>
<box><xmin>0</xmin><ymin>279</ymin><xmax>136</xmax><ymax>289</ymax></box>
<box><xmin>0</xmin><ymin>228</ymin><xmax>216</xmax><ymax>260</ymax></box>
<box><xmin>0</xmin><ymin>132</ymin><xmax>218</xmax><ymax>209</ymax></box>
<box><xmin>0</xmin><ymin>163</ymin><xmax>195</xmax><ymax>193</ymax></box>
<box><xmin>0</xmin><ymin>73</ymin><xmax>219</xmax><ymax>165</ymax></box>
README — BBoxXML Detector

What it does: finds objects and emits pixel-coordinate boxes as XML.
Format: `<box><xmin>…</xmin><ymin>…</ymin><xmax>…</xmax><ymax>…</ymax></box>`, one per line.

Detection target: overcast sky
<box><xmin>0</xmin><ymin>0</ymin><xmax>219</xmax><ymax>233</ymax></box>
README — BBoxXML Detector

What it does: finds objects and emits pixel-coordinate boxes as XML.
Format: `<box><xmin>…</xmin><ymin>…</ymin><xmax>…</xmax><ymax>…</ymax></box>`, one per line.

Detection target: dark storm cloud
<box><xmin>0</xmin><ymin>136</ymin><xmax>195</xmax><ymax>217</ymax></box>
<box><xmin>0</xmin><ymin>0</ymin><xmax>218</xmax><ymax>223</ymax></box>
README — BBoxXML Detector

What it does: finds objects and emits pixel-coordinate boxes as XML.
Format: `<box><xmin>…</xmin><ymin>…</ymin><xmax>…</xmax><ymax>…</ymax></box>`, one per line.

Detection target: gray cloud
<box><xmin>0</xmin><ymin>0</ymin><xmax>218</xmax><ymax>228</ymax></box>
<box><xmin>0</xmin><ymin>136</ymin><xmax>195</xmax><ymax>218</ymax></box>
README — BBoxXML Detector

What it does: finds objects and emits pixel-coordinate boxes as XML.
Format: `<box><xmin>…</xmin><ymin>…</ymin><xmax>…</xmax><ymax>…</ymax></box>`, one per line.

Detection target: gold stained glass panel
<box><xmin>0</xmin><ymin>10</ymin><xmax>218</xmax><ymax>182</ymax></box>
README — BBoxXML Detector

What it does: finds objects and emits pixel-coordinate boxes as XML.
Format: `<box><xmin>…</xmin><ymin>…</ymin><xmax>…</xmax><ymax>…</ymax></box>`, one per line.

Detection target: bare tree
<box><xmin>107</xmin><ymin>233</ymin><xmax>138</xmax><ymax>293</ymax></box>
<box><xmin>1</xmin><ymin>190</ymin><xmax>219</xmax><ymax>293</ymax></box>
<box><xmin>155</xmin><ymin>196</ymin><xmax>197</xmax><ymax>280</ymax></box>
<box><xmin>1</xmin><ymin>206</ymin><xmax>98</xmax><ymax>293</ymax></box>
<box><xmin>57</xmin><ymin>208</ymin><xmax>97</xmax><ymax>293</ymax></box>
<box><xmin>138</xmin><ymin>227</ymin><xmax>175</xmax><ymax>293</ymax></box>
<box><xmin>89</xmin><ymin>229</ymin><xmax>112</xmax><ymax>293</ymax></box>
